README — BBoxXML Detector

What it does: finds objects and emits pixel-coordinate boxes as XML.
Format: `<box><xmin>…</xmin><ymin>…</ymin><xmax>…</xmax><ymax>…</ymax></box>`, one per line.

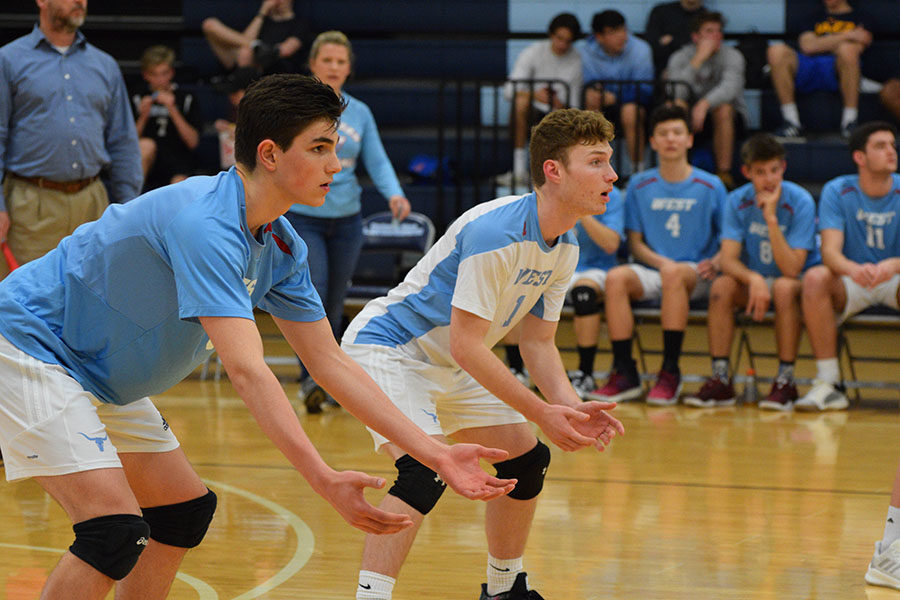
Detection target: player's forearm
<box><xmin>135</xmin><ymin>114</ymin><xmax>149</xmax><ymax>136</ymax></box>
<box><xmin>822</xmin><ymin>247</ymin><xmax>857</xmax><ymax>277</ymax></box>
<box><xmin>520</xmin><ymin>338</ymin><xmax>580</xmax><ymax>408</ymax></box>
<box><xmin>168</xmin><ymin>108</ymin><xmax>199</xmax><ymax>149</ymax></box>
<box><xmin>309</xmin><ymin>352</ymin><xmax>448</xmax><ymax>468</ymax></box>
<box><xmin>452</xmin><ymin>341</ymin><xmax>548</xmax><ymax>422</ymax></box>
<box><xmin>720</xmin><ymin>255</ymin><xmax>757</xmax><ymax>285</ymax></box>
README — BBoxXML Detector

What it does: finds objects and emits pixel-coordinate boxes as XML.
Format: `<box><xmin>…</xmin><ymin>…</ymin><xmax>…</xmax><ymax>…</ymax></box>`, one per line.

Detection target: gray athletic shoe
<box><xmin>866</xmin><ymin>540</ymin><xmax>900</xmax><ymax>590</ymax></box>
<box><xmin>795</xmin><ymin>380</ymin><xmax>848</xmax><ymax>412</ymax></box>
<box><xmin>568</xmin><ymin>369</ymin><xmax>595</xmax><ymax>400</ymax></box>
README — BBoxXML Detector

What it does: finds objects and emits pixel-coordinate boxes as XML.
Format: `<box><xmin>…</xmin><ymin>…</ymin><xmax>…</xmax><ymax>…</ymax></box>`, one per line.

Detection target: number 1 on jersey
<box><xmin>502</xmin><ymin>295</ymin><xmax>526</xmax><ymax>327</ymax></box>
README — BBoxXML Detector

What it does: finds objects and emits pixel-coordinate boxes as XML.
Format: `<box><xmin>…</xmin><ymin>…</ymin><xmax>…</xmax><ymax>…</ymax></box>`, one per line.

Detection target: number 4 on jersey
<box><xmin>665</xmin><ymin>213</ymin><xmax>681</xmax><ymax>238</ymax></box>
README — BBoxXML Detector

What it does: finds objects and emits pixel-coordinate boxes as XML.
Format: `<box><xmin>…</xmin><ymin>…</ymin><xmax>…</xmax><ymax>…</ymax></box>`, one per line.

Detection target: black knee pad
<box><xmin>571</xmin><ymin>285</ymin><xmax>600</xmax><ymax>316</ymax></box>
<box><xmin>494</xmin><ymin>440</ymin><xmax>551</xmax><ymax>500</ymax></box>
<box><xmin>69</xmin><ymin>514</ymin><xmax>150</xmax><ymax>580</ymax></box>
<box><xmin>388</xmin><ymin>454</ymin><xmax>447</xmax><ymax>515</ymax></box>
<box><xmin>141</xmin><ymin>489</ymin><xmax>217</xmax><ymax>548</ymax></box>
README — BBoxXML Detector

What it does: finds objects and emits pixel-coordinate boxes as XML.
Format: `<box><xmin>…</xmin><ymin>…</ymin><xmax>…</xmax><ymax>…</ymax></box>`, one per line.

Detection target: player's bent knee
<box><xmin>571</xmin><ymin>285</ymin><xmax>599</xmax><ymax>316</ymax></box>
<box><xmin>69</xmin><ymin>514</ymin><xmax>151</xmax><ymax>580</ymax></box>
<box><xmin>141</xmin><ymin>489</ymin><xmax>217</xmax><ymax>548</ymax></box>
<box><xmin>388</xmin><ymin>454</ymin><xmax>447</xmax><ymax>515</ymax></box>
<box><xmin>493</xmin><ymin>440</ymin><xmax>551</xmax><ymax>500</ymax></box>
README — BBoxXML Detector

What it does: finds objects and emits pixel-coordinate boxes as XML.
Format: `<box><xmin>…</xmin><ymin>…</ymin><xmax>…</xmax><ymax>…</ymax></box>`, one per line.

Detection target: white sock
<box><xmin>487</xmin><ymin>554</ymin><xmax>524</xmax><ymax>596</ymax></box>
<box><xmin>513</xmin><ymin>148</ymin><xmax>527</xmax><ymax>178</ymax></box>
<box><xmin>882</xmin><ymin>506</ymin><xmax>900</xmax><ymax>551</ymax></box>
<box><xmin>780</xmin><ymin>103</ymin><xmax>800</xmax><ymax>127</ymax></box>
<box><xmin>842</xmin><ymin>107</ymin><xmax>858</xmax><ymax>128</ymax></box>
<box><xmin>357</xmin><ymin>570</ymin><xmax>395</xmax><ymax>600</ymax></box>
<box><xmin>815</xmin><ymin>358</ymin><xmax>840</xmax><ymax>385</ymax></box>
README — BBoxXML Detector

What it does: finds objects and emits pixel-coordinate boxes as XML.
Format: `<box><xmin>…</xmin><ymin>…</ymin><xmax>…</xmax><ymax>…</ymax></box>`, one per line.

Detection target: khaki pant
<box><xmin>0</xmin><ymin>176</ymin><xmax>108</xmax><ymax>279</ymax></box>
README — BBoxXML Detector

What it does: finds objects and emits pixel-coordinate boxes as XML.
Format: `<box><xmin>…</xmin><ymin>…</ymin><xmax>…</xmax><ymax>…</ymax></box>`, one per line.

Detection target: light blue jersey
<box><xmin>624</xmin><ymin>167</ymin><xmax>725</xmax><ymax>262</ymax></box>
<box><xmin>722</xmin><ymin>181</ymin><xmax>820</xmax><ymax>276</ymax></box>
<box><xmin>818</xmin><ymin>174</ymin><xmax>900</xmax><ymax>263</ymax></box>
<box><xmin>343</xmin><ymin>193</ymin><xmax>578</xmax><ymax>367</ymax></box>
<box><xmin>575</xmin><ymin>186</ymin><xmax>624</xmax><ymax>272</ymax></box>
<box><xmin>0</xmin><ymin>168</ymin><xmax>325</xmax><ymax>405</ymax></box>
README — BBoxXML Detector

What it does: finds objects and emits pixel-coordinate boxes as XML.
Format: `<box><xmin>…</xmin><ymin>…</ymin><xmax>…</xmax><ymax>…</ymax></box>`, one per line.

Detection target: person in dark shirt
<box><xmin>766</xmin><ymin>0</ymin><xmax>872</xmax><ymax>139</ymax></box>
<box><xmin>201</xmin><ymin>0</ymin><xmax>310</xmax><ymax>75</ymax></box>
<box><xmin>644</xmin><ymin>0</ymin><xmax>706</xmax><ymax>76</ymax></box>
<box><xmin>132</xmin><ymin>45</ymin><xmax>202</xmax><ymax>191</ymax></box>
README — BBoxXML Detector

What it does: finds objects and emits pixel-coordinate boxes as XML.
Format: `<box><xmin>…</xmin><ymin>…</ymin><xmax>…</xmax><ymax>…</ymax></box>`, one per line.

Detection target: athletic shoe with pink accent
<box><xmin>646</xmin><ymin>370</ymin><xmax>682</xmax><ymax>406</ymax></box>
<box><xmin>589</xmin><ymin>370</ymin><xmax>643</xmax><ymax>402</ymax></box>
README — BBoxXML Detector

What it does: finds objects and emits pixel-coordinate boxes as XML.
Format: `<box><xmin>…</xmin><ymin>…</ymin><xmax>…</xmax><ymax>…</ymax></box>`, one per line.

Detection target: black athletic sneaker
<box><xmin>298</xmin><ymin>377</ymin><xmax>327</xmax><ymax>414</ymax></box>
<box><xmin>478</xmin><ymin>572</ymin><xmax>544</xmax><ymax>599</ymax></box>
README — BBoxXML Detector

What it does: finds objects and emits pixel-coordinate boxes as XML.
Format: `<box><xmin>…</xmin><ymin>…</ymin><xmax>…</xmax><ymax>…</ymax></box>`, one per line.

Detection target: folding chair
<box><xmin>346</xmin><ymin>211</ymin><xmax>436</xmax><ymax>300</ymax></box>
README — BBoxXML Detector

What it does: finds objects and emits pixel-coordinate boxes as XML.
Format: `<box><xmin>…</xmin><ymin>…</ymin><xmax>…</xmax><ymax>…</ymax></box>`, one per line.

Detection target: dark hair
<box><xmin>648</xmin><ymin>103</ymin><xmax>690</xmax><ymax>134</ymax></box>
<box><xmin>529</xmin><ymin>108</ymin><xmax>615</xmax><ymax>187</ymax></box>
<box><xmin>740</xmin><ymin>133</ymin><xmax>785</xmax><ymax>165</ymax></box>
<box><xmin>591</xmin><ymin>10</ymin><xmax>625</xmax><ymax>34</ymax></box>
<box><xmin>691</xmin><ymin>10</ymin><xmax>724</xmax><ymax>33</ymax></box>
<box><xmin>548</xmin><ymin>12</ymin><xmax>582</xmax><ymax>40</ymax></box>
<box><xmin>848</xmin><ymin>121</ymin><xmax>898</xmax><ymax>154</ymax></box>
<box><xmin>234</xmin><ymin>74</ymin><xmax>345</xmax><ymax>169</ymax></box>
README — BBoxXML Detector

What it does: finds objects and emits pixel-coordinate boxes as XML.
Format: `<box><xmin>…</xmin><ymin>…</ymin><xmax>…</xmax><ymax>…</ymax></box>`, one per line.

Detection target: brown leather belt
<box><xmin>8</xmin><ymin>172</ymin><xmax>99</xmax><ymax>194</ymax></box>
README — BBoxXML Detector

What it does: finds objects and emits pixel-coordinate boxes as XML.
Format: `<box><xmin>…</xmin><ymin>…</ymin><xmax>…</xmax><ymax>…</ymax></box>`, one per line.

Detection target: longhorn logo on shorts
<box><xmin>78</xmin><ymin>432</ymin><xmax>109</xmax><ymax>452</ymax></box>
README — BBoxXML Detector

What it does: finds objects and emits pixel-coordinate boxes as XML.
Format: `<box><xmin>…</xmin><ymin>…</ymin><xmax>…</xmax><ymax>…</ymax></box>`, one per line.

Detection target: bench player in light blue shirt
<box><xmin>595</xmin><ymin>104</ymin><xmax>725</xmax><ymax>406</ymax></box>
<box><xmin>0</xmin><ymin>75</ymin><xmax>514</xmax><ymax>600</ymax></box>
<box><xmin>683</xmin><ymin>133</ymin><xmax>819</xmax><ymax>410</ymax></box>
<box><xmin>565</xmin><ymin>185</ymin><xmax>625</xmax><ymax>399</ymax></box>
<box><xmin>342</xmin><ymin>109</ymin><xmax>625</xmax><ymax>600</ymax></box>
<box><xmin>799</xmin><ymin>122</ymin><xmax>900</xmax><ymax>413</ymax></box>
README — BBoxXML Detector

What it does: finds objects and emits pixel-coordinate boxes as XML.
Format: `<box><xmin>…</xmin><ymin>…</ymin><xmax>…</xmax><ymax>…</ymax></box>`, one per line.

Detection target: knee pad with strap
<box><xmin>493</xmin><ymin>440</ymin><xmax>551</xmax><ymax>500</ymax></box>
<box><xmin>69</xmin><ymin>514</ymin><xmax>150</xmax><ymax>580</ymax></box>
<box><xmin>388</xmin><ymin>454</ymin><xmax>447</xmax><ymax>515</ymax></box>
<box><xmin>141</xmin><ymin>489</ymin><xmax>217</xmax><ymax>548</ymax></box>
<box><xmin>571</xmin><ymin>285</ymin><xmax>600</xmax><ymax>316</ymax></box>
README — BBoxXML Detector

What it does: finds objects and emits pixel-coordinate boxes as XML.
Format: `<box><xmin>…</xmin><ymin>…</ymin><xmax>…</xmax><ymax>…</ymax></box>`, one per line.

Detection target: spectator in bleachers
<box><xmin>213</xmin><ymin>66</ymin><xmax>259</xmax><ymax>170</ymax></box>
<box><xmin>594</xmin><ymin>104</ymin><xmax>725</xmax><ymax>406</ymax></box>
<box><xmin>797</xmin><ymin>121</ymin><xmax>900</xmax><ymax>412</ymax></box>
<box><xmin>565</xmin><ymin>186</ymin><xmax>625</xmax><ymax>399</ymax></box>
<box><xmin>201</xmin><ymin>0</ymin><xmax>310</xmax><ymax>75</ymax></box>
<box><xmin>666</xmin><ymin>11</ymin><xmax>748</xmax><ymax>190</ymax></box>
<box><xmin>581</xmin><ymin>10</ymin><xmax>654</xmax><ymax>177</ymax></box>
<box><xmin>498</xmin><ymin>12</ymin><xmax>583</xmax><ymax>191</ymax></box>
<box><xmin>766</xmin><ymin>0</ymin><xmax>872</xmax><ymax>140</ymax></box>
<box><xmin>0</xmin><ymin>0</ymin><xmax>141</xmax><ymax>279</ymax></box>
<box><xmin>132</xmin><ymin>45</ymin><xmax>202</xmax><ymax>191</ymax></box>
<box><xmin>645</xmin><ymin>0</ymin><xmax>706</xmax><ymax>76</ymax></box>
<box><xmin>683</xmin><ymin>133</ymin><xmax>819</xmax><ymax>411</ymax></box>
<box><xmin>286</xmin><ymin>31</ymin><xmax>412</xmax><ymax>412</ymax></box>
<box><xmin>879</xmin><ymin>78</ymin><xmax>900</xmax><ymax>124</ymax></box>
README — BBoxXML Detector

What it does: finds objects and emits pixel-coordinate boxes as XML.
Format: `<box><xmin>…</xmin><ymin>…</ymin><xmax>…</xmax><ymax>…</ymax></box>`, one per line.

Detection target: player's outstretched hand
<box><xmin>537</xmin><ymin>404</ymin><xmax>601</xmax><ymax>452</ymax></box>
<box><xmin>319</xmin><ymin>470</ymin><xmax>414</xmax><ymax>535</ymax></box>
<box><xmin>572</xmin><ymin>401</ymin><xmax>625</xmax><ymax>452</ymax></box>
<box><xmin>435</xmin><ymin>443</ymin><xmax>517</xmax><ymax>501</ymax></box>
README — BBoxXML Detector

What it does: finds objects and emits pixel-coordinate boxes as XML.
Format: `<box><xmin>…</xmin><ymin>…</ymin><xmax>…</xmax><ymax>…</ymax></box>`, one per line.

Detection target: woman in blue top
<box><xmin>285</xmin><ymin>31</ymin><xmax>411</xmax><ymax>410</ymax></box>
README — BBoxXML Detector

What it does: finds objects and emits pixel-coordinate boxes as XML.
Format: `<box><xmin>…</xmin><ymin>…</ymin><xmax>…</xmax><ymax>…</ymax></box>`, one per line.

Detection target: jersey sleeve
<box><xmin>603</xmin><ymin>187</ymin><xmax>626</xmax><ymax>239</ymax></box>
<box><xmin>624</xmin><ymin>181</ymin><xmax>643</xmax><ymax>233</ymax></box>
<box><xmin>257</xmin><ymin>237</ymin><xmax>327</xmax><ymax>322</ymax></box>
<box><xmin>453</xmin><ymin>245</ymin><xmax>513</xmax><ymax>322</ymax></box>
<box><xmin>721</xmin><ymin>192</ymin><xmax>744</xmax><ymax>243</ymax></box>
<box><xmin>164</xmin><ymin>208</ymin><xmax>254</xmax><ymax>322</ymax></box>
<box><xmin>817</xmin><ymin>182</ymin><xmax>844</xmax><ymax>232</ymax></box>
<box><xmin>785</xmin><ymin>189</ymin><xmax>817</xmax><ymax>250</ymax></box>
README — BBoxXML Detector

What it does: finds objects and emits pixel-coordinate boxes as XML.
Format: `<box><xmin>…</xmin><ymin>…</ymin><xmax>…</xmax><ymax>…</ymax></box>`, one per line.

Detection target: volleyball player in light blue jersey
<box><xmin>0</xmin><ymin>75</ymin><xmax>514</xmax><ymax>600</ymax></box>
<box><xmin>800</xmin><ymin>121</ymin><xmax>900</xmax><ymax>414</ymax></box>
<box><xmin>683</xmin><ymin>133</ymin><xmax>819</xmax><ymax>411</ymax></box>
<box><xmin>342</xmin><ymin>109</ymin><xmax>625</xmax><ymax>600</ymax></box>
<box><xmin>595</xmin><ymin>104</ymin><xmax>726</xmax><ymax>407</ymax></box>
<box><xmin>566</xmin><ymin>185</ymin><xmax>625</xmax><ymax>399</ymax></box>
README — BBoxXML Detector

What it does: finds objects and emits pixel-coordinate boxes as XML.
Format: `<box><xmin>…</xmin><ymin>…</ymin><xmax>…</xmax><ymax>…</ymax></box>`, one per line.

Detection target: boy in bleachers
<box><xmin>644</xmin><ymin>0</ymin><xmax>706</xmax><ymax>76</ymax></box>
<box><xmin>767</xmin><ymin>0</ymin><xmax>872</xmax><ymax>140</ymax></box>
<box><xmin>683</xmin><ymin>133</ymin><xmax>818</xmax><ymax>410</ymax></box>
<box><xmin>498</xmin><ymin>13</ymin><xmax>583</xmax><ymax>191</ymax></box>
<box><xmin>797</xmin><ymin>121</ymin><xmax>900</xmax><ymax>411</ymax></box>
<box><xmin>581</xmin><ymin>10</ymin><xmax>654</xmax><ymax>177</ymax></box>
<box><xmin>666</xmin><ymin>11</ymin><xmax>748</xmax><ymax>190</ymax></box>
<box><xmin>132</xmin><ymin>45</ymin><xmax>202</xmax><ymax>191</ymax></box>
<box><xmin>594</xmin><ymin>104</ymin><xmax>726</xmax><ymax>405</ymax></box>
<box><xmin>566</xmin><ymin>185</ymin><xmax>625</xmax><ymax>399</ymax></box>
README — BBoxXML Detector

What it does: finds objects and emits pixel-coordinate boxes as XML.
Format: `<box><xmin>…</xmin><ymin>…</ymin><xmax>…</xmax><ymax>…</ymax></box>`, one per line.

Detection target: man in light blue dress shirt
<box><xmin>0</xmin><ymin>0</ymin><xmax>142</xmax><ymax>278</ymax></box>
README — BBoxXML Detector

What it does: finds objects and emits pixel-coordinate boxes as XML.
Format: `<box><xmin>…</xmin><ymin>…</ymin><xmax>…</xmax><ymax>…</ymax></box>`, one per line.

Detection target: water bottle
<box><xmin>742</xmin><ymin>368</ymin><xmax>759</xmax><ymax>405</ymax></box>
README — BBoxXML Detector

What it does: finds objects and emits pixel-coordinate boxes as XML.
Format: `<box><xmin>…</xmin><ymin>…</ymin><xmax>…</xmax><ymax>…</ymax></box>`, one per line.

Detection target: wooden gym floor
<box><xmin>2</xmin><ymin>315</ymin><xmax>900</xmax><ymax>599</ymax></box>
